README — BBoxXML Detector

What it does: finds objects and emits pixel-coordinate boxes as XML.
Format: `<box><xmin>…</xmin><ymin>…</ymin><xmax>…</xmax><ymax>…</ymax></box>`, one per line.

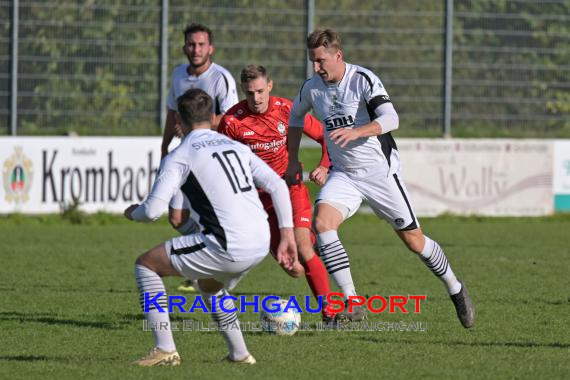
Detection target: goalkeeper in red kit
<box><xmin>219</xmin><ymin>65</ymin><xmax>333</xmax><ymax>321</ymax></box>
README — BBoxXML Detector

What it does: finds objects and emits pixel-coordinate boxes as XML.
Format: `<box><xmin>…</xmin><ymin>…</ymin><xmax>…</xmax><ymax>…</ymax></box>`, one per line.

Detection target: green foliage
<box><xmin>59</xmin><ymin>199</ymin><xmax>88</xmax><ymax>224</ymax></box>
<box><xmin>1</xmin><ymin>1</ymin><xmax>568</xmax><ymax>137</ymax></box>
<box><xmin>14</xmin><ymin>1</ymin><xmax>161</xmax><ymax>135</ymax></box>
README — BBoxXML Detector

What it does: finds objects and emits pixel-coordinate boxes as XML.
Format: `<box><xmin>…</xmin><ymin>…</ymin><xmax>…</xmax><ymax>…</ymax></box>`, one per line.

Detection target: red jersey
<box><xmin>218</xmin><ymin>96</ymin><xmax>329</xmax><ymax>177</ymax></box>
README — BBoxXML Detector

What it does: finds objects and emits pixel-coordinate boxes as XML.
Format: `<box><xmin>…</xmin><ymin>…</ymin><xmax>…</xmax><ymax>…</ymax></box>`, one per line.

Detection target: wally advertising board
<box><xmin>1</xmin><ymin>137</ymin><xmax>161</xmax><ymax>213</ymax></box>
<box><xmin>397</xmin><ymin>140</ymin><xmax>553</xmax><ymax>216</ymax></box>
<box><xmin>553</xmin><ymin>141</ymin><xmax>570</xmax><ymax>211</ymax></box>
<box><xmin>1</xmin><ymin>137</ymin><xmax>559</xmax><ymax>216</ymax></box>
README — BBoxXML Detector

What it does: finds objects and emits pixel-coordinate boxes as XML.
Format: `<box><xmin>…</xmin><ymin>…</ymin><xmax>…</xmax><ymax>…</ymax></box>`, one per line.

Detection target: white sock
<box><xmin>317</xmin><ymin>230</ymin><xmax>357</xmax><ymax>298</ymax></box>
<box><xmin>135</xmin><ymin>264</ymin><xmax>176</xmax><ymax>352</ymax></box>
<box><xmin>420</xmin><ymin>236</ymin><xmax>462</xmax><ymax>295</ymax></box>
<box><xmin>200</xmin><ymin>288</ymin><xmax>249</xmax><ymax>361</ymax></box>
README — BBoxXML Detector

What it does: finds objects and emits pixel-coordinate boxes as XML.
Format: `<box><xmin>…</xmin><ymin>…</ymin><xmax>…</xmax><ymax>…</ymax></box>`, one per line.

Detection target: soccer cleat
<box><xmin>177</xmin><ymin>279</ymin><xmax>198</xmax><ymax>293</ymax></box>
<box><xmin>133</xmin><ymin>347</ymin><xmax>181</xmax><ymax>367</ymax></box>
<box><xmin>224</xmin><ymin>354</ymin><xmax>256</xmax><ymax>365</ymax></box>
<box><xmin>334</xmin><ymin>299</ymin><xmax>368</xmax><ymax>322</ymax></box>
<box><xmin>321</xmin><ymin>301</ymin><xmax>336</xmax><ymax>323</ymax></box>
<box><xmin>450</xmin><ymin>280</ymin><xmax>475</xmax><ymax>328</ymax></box>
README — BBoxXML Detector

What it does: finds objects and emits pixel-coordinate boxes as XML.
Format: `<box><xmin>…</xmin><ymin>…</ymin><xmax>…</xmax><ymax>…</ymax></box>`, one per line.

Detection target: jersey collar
<box><xmin>186</xmin><ymin>62</ymin><xmax>214</xmax><ymax>78</ymax></box>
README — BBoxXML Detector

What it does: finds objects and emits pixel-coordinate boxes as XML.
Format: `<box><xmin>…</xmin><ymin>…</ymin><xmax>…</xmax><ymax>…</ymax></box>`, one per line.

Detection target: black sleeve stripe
<box><xmin>298</xmin><ymin>78</ymin><xmax>311</xmax><ymax>102</ymax></box>
<box><xmin>220</xmin><ymin>73</ymin><xmax>230</xmax><ymax>94</ymax></box>
<box><xmin>215</xmin><ymin>98</ymin><xmax>221</xmax><ymax>115</ymax></box>
<box><xmin>356</xmin><ymin>71</ymin><xmax>374</xmax><ymax>95</ymax></box>
<box><xmin>368</xmin><ymin>95</ymin><xmax>392</xmax><ymax>110</ymax></box>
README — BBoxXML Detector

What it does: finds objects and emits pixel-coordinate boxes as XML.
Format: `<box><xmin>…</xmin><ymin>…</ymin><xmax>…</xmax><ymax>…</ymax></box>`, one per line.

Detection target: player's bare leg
<box><xmin>313</xmin><ymin>202</ymin><xmax>367</xmax><ymax>322</ymax></box>
<box><xmin>295</xmin><ymin>227</ymin><xmax>333</xmax><ymax>321</ymax></box>
<box><xmin>133</xmin><ymin>244</ymin><xmax>182</xmax><ymax>366</ymax></box>
<box><xmin>397</xmin><ymin>228</ymin><xmax>475</xmax><ymax>328</ymax></box>
<box><xmin>197</xmin><ymin>278</ymin><xmax>255</xmax><ymax>364</ymax></box>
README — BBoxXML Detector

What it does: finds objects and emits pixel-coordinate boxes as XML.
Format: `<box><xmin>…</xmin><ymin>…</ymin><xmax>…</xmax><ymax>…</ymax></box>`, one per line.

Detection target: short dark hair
<box><xmin>183</xmin><ymin>23</ymin><xmax>213</xmax><ymax>44</ymax></box>
<box><xmin>307</xmin><ymin>29</ymin><xmax>342</xmax><ymax>51</ymax></box>
<box><xmin>240</xmin><ymin>65</ymin><xmax>269</xmax><ymax>83</ymax></box>
<box><xmin>177</xmin><ymin>89</ymin><xmax>213</xmax><ymax>127</ymax></box>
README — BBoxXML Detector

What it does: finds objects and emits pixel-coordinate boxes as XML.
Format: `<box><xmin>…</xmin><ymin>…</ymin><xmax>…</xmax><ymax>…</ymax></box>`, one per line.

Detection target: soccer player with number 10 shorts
<box><xmin>219</xmin><ymin>65</ymin><xmax>334</xmax><ymax>322</ymax></box>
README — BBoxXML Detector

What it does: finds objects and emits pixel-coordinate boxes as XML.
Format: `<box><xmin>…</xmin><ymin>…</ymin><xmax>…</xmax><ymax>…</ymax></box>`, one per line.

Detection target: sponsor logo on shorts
<box><xmin>300</xmin><ymin>217</ymin><xmax>310</xmax><ymax>222</ymax></box>
<box><xmin>394</xmin><ymin>218</ymin><xmax>405</xmax><ymax>227</ymax></box>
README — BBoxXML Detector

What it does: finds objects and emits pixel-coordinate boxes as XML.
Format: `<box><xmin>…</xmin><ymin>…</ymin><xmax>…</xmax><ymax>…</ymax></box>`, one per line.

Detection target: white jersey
<box><xmin>133</xmin><ymin>129</ymin><xmax>293</xmax><ymax>261</ymax></box>
<box><xmin>167</xmin><ymin>63</ymin><xmax>238</xmax><ymax>115</ymax></box>
<box><xmin>290</xmin><ymin>63</ymin><xmax>399</xmax><ymax>173</ymax></box>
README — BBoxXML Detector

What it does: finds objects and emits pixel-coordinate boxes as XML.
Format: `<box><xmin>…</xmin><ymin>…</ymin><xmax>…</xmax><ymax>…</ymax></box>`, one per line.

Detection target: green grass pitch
<box><xmin>0</xmin><ymin>212</ymin><xmax>568</xmax><ymax>379</ymax></box>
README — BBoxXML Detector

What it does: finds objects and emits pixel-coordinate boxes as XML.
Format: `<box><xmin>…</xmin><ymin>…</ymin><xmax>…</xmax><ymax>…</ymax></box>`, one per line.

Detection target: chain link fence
<box><xmin>1</xmin><ymin>0</ymin><xmax>569</xmax><ymax>137</ymax></box>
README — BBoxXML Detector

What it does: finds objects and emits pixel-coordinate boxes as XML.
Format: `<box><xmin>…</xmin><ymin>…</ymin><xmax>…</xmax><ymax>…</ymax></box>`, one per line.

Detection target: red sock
<box><xmin>302</xmin><ymin>254</ymin><xmax>330</xmax><ymax>301</ymax></box>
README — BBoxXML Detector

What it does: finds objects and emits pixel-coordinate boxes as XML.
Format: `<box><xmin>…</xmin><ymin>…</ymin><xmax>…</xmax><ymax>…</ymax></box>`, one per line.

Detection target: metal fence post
<box><xmin>305</xmin><ymin>0</ymin><xmax>315</xmax><ymax>79</ymax></box>
<box><xmin>443</xmin><ymin>0</ymin><xmax>453</xmax><ymax>138</ymax></box>
<box><xmin>10</xmin><ymin>0</ymin><xmax>19</xmax><ymax>136</ymax></box>
<box><xmin>159</xmin><ymin>0</ymin><xmax>169</xmax><ymax>132</ymax></box>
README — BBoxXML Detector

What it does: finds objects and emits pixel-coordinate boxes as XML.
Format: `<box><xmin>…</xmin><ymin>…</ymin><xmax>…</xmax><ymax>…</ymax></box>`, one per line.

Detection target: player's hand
<box><xmin>284</xmin><ymin>160</ymin><xmax>303</xmax><ymax>186</ymax></box>
<box><xmin>276</xmin><ymin>227</ymin><xmax>298</xmax><ymax>272</ymax></box>
<box><xmin>309</xmin><ymin>165</ymin><xmax>329</xmax><ymax>186</ymax></box>
<box><xmin>329</xmin><ymin>128</ymin><xmax>361</xmax><ymax>148</ymax></box>
<box><xmin>124</xmin><ymin>204</ymin><xmax>139</xmax><ymax>220</ymax></box>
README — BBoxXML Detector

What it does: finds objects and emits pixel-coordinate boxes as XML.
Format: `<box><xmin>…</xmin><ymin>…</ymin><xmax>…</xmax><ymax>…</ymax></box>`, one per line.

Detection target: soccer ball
<box><xmin>259</xmin><ymin>299</ymin><xmax>301</xmax><ymax>336</ymax></box>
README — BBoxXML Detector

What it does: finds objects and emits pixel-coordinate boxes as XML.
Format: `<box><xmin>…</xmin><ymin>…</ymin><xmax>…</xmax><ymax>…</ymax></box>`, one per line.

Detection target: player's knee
<box><xmin>313</xmin><ymin>215</ymin><xmax>334</xmax><ymax>234</ymax></box>
<box><xmin>197</xmin><ymin>278</ymin><xmax>224</xmax><ymax>294</ymax></box>
<box><xmin>135</xmin><ymin>253</ymin><xmax>151</xmax><ymax>268</ymax></box>
<box><xmin>168</xmin><ymin>212</ymin><xmax>187</xmax><ymax>230</ymax></box>
<box><xmin>168</xmin><ymin>215</ymin><xmax>183</xmax><ymax>230</ymax></box>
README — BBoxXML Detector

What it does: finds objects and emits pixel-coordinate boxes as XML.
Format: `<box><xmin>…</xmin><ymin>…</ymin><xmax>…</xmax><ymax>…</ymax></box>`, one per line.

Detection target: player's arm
<box><xmin>161</xmin><ymin>83</ymin><xmax>181</xmax><ymax>158</ymax></box>
<box><xmin>302</xmin><ymin>113</ymin><xmax>330</xmax><ymax>186</ymax></box>
<box><xmin>250</xmin><ymin>153</ymin><xmax>297</xmax><ymax>271</ymax></box>
<box><xmin>331</xmin><ymin>102</ymin><xmax>398</xmax><ymax>147</ymax></box>
<box><xmin>160</xmin><ymin>109</ymin><xmax>178</xmax><ymax>159</ymax></box>
<box><xmin>285</xmin><ymin>84</ymin><xmax>312</xmax><ymax>185</ymax></box>
<box><xmin>330</xmin><ymin>73</ymin><xmax>399</xmax><ymax>148</ymax></box>
<box><xmin>213</xmin><ymin>74</ymin><xmax>239</xmax><ymax>128</ymax></box>
<box><xmin>125</xmin><ymin>157</ymin><xmax>184</xmax><ymax>222</ymax></box>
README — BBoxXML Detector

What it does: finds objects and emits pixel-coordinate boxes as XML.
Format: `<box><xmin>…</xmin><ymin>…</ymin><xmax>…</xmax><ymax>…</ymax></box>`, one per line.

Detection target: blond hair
<box><xmin>307</xmin><ymin>29</ymin><xmax>342</xmax><ymax>51</ymax></box>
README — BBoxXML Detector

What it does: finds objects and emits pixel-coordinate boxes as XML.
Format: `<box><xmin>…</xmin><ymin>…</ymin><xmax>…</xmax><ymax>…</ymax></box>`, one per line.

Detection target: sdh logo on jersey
<box><xmin>324</xmin><ymin>115</ymin><xmax>355</xmax><ymax>131</ymax></box>
<box><xmin>3</xmin><ymin>147</ymin><xmax>34</xmax><ymax>204</ymax></box>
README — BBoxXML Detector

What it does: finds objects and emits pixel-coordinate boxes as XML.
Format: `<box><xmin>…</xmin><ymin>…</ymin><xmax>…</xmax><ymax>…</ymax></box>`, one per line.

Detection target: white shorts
<box><xmin>316</xmin><ymin>168</ymin><xmax>419</xmax><ymax>230</ymax></box>
<box><xmin>165</xmin><ymin>232</ymin><xmax>267</xmax><ymax>290</ymax></box>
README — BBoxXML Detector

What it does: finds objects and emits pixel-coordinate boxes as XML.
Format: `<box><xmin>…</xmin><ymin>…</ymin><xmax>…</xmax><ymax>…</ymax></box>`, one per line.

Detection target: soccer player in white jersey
<box><xmin>160</xmin><ymin>24</ymin><xmax>239</xmax><ymax>292</ymax></box>
<box><xmin>285</xmin><ymin>29</ymin><xmax>475</xmax><ymax>328</ymax></box>
<box><xmin>125</xmin><ymin>88</ymin><xmax>297</xmax><ymax>366</ymax></box>
<box><xmin>161</xmin><ymin>23</ymin><xmax>238</xmax><ymax>158</ymax></box>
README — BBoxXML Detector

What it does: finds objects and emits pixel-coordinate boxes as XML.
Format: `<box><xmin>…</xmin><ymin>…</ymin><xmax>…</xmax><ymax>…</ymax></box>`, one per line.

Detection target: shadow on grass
<box><xmin>0</xmin><ymin>355</ymin><xmax>51</xmax><ymax>362</ymax></box>
<box><xmin>0</xmin><ymin>311</ymin><xmax>118</xmax><ymax>330</ymax></box>
<box><xmin>360</xmin><ymin>335</ymin><xmax>570</xmax><ymax>349</ymax></box>
<box><xmin>10</xmin><ymin>284</ymin><xmax>134</xmax><ymax>293</ymax></box>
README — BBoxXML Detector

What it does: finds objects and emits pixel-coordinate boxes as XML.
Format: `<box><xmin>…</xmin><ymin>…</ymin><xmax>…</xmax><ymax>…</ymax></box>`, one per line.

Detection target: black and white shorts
<box><xmin>165</xmin><ymin>233</ymin><xmax>267</xmax><ymax>290</ymax></box>
<box><xmin>317</xmin><ymin>168</ymin><xmax>419</xmax><ymax>231</ymax></box>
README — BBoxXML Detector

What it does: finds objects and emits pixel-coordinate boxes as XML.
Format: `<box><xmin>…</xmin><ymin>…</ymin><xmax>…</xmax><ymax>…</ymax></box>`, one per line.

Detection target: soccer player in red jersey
<box><xmin>219</xmin><ymin>65</ymin><xmax>333</xmax><ymax>321</ymax></box>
